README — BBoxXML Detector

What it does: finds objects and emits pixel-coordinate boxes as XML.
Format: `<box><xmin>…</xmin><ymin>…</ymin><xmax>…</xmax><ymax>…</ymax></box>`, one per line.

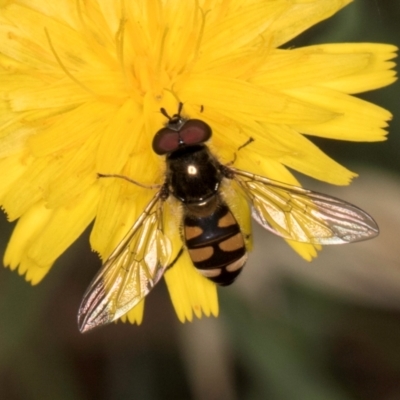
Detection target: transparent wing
<box><xmin>229</xmin><ymin>167</ymin><xmax>379</xmax><ymax>244</ymax></box>
<box><xmin>78</xmin><ymin>191</ymin><xmax>172</xmax><ymax>333</ymax></box>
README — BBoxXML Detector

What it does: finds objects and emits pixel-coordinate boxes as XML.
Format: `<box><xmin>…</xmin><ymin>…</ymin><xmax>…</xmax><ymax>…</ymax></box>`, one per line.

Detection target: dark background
<box><xmin>1</xmin><ymin>1</ymin><xmax>399</xmax><ymax>399</ymax></box>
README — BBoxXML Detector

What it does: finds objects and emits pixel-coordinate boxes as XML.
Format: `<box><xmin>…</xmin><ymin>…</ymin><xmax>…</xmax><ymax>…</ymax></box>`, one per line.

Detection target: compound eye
<box><xmin>152</xmin><ymin>128</ymin><xmax>180</xmax><ymax>155</ymax></box>
<box><xmin>180</xmin><ymin>119</ymin><xmax>212</xmax><ymax>145</ymax></box>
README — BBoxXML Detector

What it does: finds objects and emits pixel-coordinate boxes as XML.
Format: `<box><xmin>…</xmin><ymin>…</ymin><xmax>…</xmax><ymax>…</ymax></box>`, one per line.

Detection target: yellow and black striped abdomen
<box><xmin>184</xmin><ymin>202</ymin><xmax>247</xmax><ymax>286</ymax></box>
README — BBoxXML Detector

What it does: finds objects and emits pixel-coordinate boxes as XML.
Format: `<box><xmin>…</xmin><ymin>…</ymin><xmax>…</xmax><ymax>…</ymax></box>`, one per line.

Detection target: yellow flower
<box><xmin>0</xmin><ymin>0</ymin><xmax>396</xmax><ymax>325</ymax></box>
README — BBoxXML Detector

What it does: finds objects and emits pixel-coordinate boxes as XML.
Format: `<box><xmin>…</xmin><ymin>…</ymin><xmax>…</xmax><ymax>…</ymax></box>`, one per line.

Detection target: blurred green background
<box><xmin>1</xmin><ymin>1</ymin><xmax>400</xmax><ymax>399</ymax></box>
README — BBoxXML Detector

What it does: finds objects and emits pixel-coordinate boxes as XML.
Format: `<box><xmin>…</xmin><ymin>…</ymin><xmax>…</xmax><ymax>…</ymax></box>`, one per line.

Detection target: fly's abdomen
<box><xmin>184</xmin><ymin>202</ymin><xmax>247</xmax><ymax>286</ymax></box>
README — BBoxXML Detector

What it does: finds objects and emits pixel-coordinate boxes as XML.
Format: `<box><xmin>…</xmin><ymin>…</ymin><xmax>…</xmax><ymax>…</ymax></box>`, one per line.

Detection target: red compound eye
<box><xmin>179</xmin><ymin>119</ymin><xmax>211</xmax><ymax>145</ymax></box>
<box><xmin>152</xmin><ymin>119</ymin><xmax>212</xmax><ymax>155</ymax></box>
<box><xmin>152</xmin><ymin>128</ymin><xmax>180</xmax><ymax>155</ymax></box>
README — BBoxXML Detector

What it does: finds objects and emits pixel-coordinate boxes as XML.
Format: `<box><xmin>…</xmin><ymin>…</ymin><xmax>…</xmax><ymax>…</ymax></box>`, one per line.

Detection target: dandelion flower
<box><xmin>0</xmin><ymin>0</ymin><xmax>396</xmax><ymax>325</ymax></box>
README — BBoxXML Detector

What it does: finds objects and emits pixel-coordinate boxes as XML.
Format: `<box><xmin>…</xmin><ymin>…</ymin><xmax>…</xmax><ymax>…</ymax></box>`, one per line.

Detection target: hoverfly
<box><xmin>78</xmin><ymin>103</ymin><xmax>378</xmax><ymax>332</ymax></box>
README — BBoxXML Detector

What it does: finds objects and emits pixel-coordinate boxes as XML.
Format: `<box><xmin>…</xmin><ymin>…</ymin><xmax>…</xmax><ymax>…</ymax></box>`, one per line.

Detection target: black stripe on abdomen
<box><xmin>184</xmin><ymin>202</ymin><xmax>247</xmax><ymax>285</ymax></box>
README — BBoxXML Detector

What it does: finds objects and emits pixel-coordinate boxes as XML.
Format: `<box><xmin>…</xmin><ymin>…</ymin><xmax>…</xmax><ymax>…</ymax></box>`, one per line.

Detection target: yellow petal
<box><xmin>0</xmin><ymin>3</ymin><xmax>105</xmax><ymax>73</ymax></box>
<box><xmin>254</xmin><ymin>44</ymin><xmax>397</xmax><ymax>94</ymax></box>
<box><xmin>9</xmin><ymin>80</ymin><xmax>92</xmax><ymax>112</ymax></box>
<box><xmin>44</xmin><ymin>142</ymin><xmax>98</xmax><ymax>209</ymax></box>
<box><xmin>26</xmin><ymin>185</ymin><xmax>99</xmax><ymax>268</ymax></box>
<box><xmin>201</xmin><ymin>1</ymin><xmax>289</xmax><ymax>57</ymax></box>
<box><xmin>95</xmin><ymin>99</ymin><xmax>145</xmax><ymax>174</ymax></box>
<box><xmin>90</xmin><ymin>179</ymin><xmax>155</xmax><ymax>259</ymax></box>
<box><xmin>4</xmin><ymin>203</ymin><xmax>53</xmax><ymax>285</ymax></box>
<box><xmin>12</xmin><ymin>0</ymin><xmax>81</xmax><ymax>27</ymax></box>
<box><xmin>288</xmin><ymin>86</ymin><xmax>392</xmax><ymax>141</ymax></box>
<box><xmin>164</xmin><ymin>251</ymin><xmax>219</xmax><ymax>322</ymax></box>
<box><xmin>28</xmin><ymin>102</ymin><xmax>119</xmax><ymax>157</ymax></box>
<box><xmin>0</xmin><ymin>126</ymin><xmax>35</xmax><ymax>158</ymax></box>
<box><xmin>4</xmin><ymin>200</ymin><xmax>52</xmax><ymax>271</ymax></box>
<box><xmin>0</xmin><ymin>152</ymin><xmax>26</xmax><ymax>202</ymax></box>
<box><xmin>236</xmin><ymin>156</ymin><xmax>301</xmax><ymax>186</ymax></box>
<box><xmin>180</xmin><ymin>75</ymin><xmax>336</xmax><ymax>125</ymax></box>
<box><xmin>287</xmin><ymin>240</ymin><xmax>321</xmax><ymax>261</ymax></box>
<box><xmin>315</xmin><ymin>43</ymin><xmax>398</xmax><ymax>94</ymax></box>
<box><xmin>120</xmin><ymin>299</ymin><xmax>145</xmax><ymax>325</ymax></box>
<box><xmin>20</xmin><ymin>258</ymin><xmax>52</xmax><ymax>285</ymax></box>
<box><xmin>4</xmin><ymin>190</ymin><xmax>98</xmax><ymax>285</ymax></box>
<box><xmin>271</xmin><ymin>0</ymin><xmax>352</xmax><ymax>47</ymax></box>
<box><xmin>264</xmin><ymin>124</ymin><xmax>357</xmax><ymax>185</ymax></box>
<box><xmin>3</xmin><ymin>157</ymin><xmax>52</xmax><ymax>221</ymax></box>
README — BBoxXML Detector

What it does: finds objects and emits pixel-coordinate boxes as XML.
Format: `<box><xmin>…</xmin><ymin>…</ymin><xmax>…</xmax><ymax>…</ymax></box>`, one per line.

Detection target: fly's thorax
<box><xmin>166</xmin><ymin>144</ymin><xmax>223</xmax><ymax>204</ymax></box>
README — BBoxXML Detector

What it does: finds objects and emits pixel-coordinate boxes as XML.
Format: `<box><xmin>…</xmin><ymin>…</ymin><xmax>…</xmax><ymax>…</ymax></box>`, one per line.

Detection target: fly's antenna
<box><xmin>160</xmin><ymin>107</ymin><xmax>172</xmax><ymax>120</ymax></box>
<box><xmin>160</xmin><ymin>102</ymin><xmax>184</xmax><ymax>121</ymax></box>
<box><xmin>177</xmin><ymin>101</ymin><xmax>183</xmax><ymax>116</ymax></box>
